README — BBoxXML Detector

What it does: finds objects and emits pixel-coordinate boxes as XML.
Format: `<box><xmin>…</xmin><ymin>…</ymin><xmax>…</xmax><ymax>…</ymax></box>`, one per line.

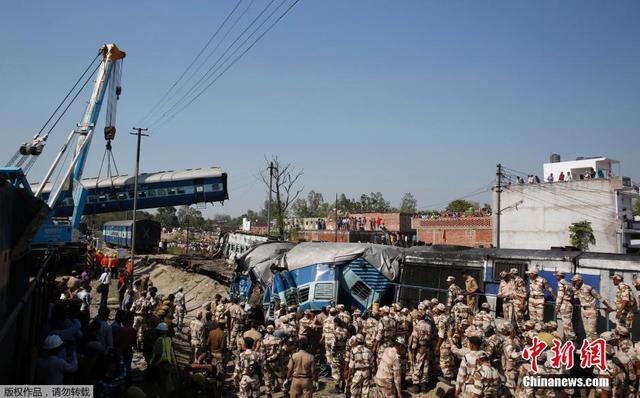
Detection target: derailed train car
<box><xmin>232</xmin><ymin>242</ymin><xmax>403</xmax><ymax>319</ymax></box>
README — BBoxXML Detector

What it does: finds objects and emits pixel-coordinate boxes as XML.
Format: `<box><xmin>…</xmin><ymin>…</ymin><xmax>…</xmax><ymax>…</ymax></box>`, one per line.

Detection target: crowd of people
<box><xmin>35</xmin><ymin>251</ymin><xmax>640</xmax><ymax>398</ymax></box>
<box><xmin>512</xmin><ymin>167</ymin><xmax>612</xmax><ymax>185</ymax></box>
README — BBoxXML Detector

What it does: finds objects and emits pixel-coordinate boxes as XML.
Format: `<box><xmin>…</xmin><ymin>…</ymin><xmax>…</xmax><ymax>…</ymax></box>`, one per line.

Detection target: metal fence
<box><xmin>0</xmin><ymin>252</ymin><xmax>56</xmax><ymax>384</ymax></box>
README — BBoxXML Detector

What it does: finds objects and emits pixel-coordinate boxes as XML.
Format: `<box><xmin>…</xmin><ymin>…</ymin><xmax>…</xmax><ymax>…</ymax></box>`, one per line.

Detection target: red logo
<box><xmin>522</xmin><ymin>338</ymin><xmax>606</xmax><ymax>373</ymax></box>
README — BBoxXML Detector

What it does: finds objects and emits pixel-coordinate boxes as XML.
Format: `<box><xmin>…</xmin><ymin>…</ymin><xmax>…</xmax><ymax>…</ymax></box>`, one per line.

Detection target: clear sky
<box><xmin>1</xmin><ymin>1</ymin><xmax>638</xmax><ymax>217</ymax></box>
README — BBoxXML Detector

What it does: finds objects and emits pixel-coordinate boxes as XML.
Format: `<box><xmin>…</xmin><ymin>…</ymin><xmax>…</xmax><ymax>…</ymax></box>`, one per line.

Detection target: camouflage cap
<box><xmin>571</xmin><ymin>274</ymin><xmax>583</xmax><ymax>281</ymax></box>
<box><xmin>481</xmin><ymin>302</ymin><xmax>490</xmax><ymax>310</ymax></box>
<box><xmin>401</xmin><ymin>308</ymin><xmax>409</xmax><ymax>314</ymax></box>
<box><xmin>395</xmin><ymin>336</ymin><xmax>405</xmax><ymax>345</ymax></box>
<box><xmin>435</xmin><ymin>303</ymin><xmax>445</xmax><ymax>312</ymax></box>
<box><xmin>417</xmin><ymin>303</ymin><xmax>426</xmax><ymax>311</ymax></box>
<box><xmin>509</xmin><ymin>268</ymin><xmax>519</xmax><ymax>274</ymax></box>
<box><xmin>380</xmin><ymin>306</ymin><xmax>390</xmax><ymax>313</ymax></box>
<box><xmin>353</xmin><ymin>309</ymin><xmax>361</xmax><ymax>315</ymax></box>
<box><xmin>555</xmin><ymin>270</ymin><xmax>565</xmax><ymax>277</ymax></box>
<box><xmin>499</xmin><ymin>271</ymin><xmax>508</xmax><ymax>278</ymax></box>
<box><xmin>329</xmin><ymin>307</ymin><xmax>338</xmax><ymax>314</ymax></box>
<box><xmin>266</xmin><ymin>324</ymin><xmax>275</xmax><ymax>332</ymax></box>
<box><xmin>430</xmin><ymin>298</ymin><xmax>439</xmax><ymax>305</ymax></box>
<box><xmin>545</xmin><ymin>321</ymin><xmax>558</xmax><ymax>329</ymax></box>
<box><xmin>615</xmin><ymin>326</ymin><xmax>630</xmax><ymax>337</ymax></box>
<box><xmin>613</xmin><ymin>273</ymin><xmax>623</xmax><ymax>280</ymax></box>
<box><xmin>446</xmin><ymin>276</ymin><xmax>456</xmax><ymax>282</ymax></box>
<box><xmin>600</xmin><ymin>331</ymin><xmax>616</xmax><ymax>342</ymax></box>
<box><xmin>355</xmin><ymin>333</ymin><xmax>365</xmax><ymax>344</ymax></box>
<box><xmin>527</xmin><ymin>268</ymin><xmax>539</xmax><ymax>274</ymax></box>
<box><xmin>456</xmin><ymin>295</ymin><xmax>465</xmax><ymax>302</ymax></box>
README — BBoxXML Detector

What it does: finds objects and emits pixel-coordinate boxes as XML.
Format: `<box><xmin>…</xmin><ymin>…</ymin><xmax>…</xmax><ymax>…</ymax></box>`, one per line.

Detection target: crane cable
<box><xmin>37</xmin><ymin>53</ymin><xmax>101</xmax><ymax>139</ymax></box>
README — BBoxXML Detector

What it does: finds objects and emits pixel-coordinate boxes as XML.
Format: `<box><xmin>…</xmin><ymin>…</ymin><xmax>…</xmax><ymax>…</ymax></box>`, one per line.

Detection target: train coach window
<box><xmin>118</xmin><ymin>193</ymin><xmax>127</xmax><ymax>200</ymax></box>
<box><xmin>493</xmin><ymin>261</ymin><xmax>527</xmax><ymax>281</ymax></box>
<box><xmin>156</xmin><ymin>189</ymin><xmax>166</xmax><ymax>196</ymax></box>
<box><xmin>168</xmin><ymin>189</ymin><xmax>176</xmax><ymax>195</ymax></box>
<box><xmin>351</xmin><ymin>280</ymin><xmax>371</xmax><ymax>301</ymax></box>
<box><xmin>98</xmin><ymin>195</ymin><xmax>107</xmax><ymax>202</ymax></box>
<box><xmin>138</xmin><ymin>191</ymin><xmax>147</xmax><ymax>198</ymax></box>
<box><xmin>108</xmin><ymin>193</ymin><xmax>118</xmax><ymax>201</ymax></box>
<box><xmin>177</xmin><ymin>188</ymin><xmax>185</xmax><ymax>194</ymax></box>
<box><xmin>314</xmin><ymin>283</ymin><xmax>334</xmax><ymax>300</ymax></box>
<box><xmin>210</xmin><ymin>183</ymin><xmax>222</xmax><ymax>192</ymax></box>
<box><xmin>147</xmin><ymin>190</ymin><xmax>156</xmax><ymax>197</ymax></box>
<box><xmin>298</xmin><ymin>286</ymin><xmax>310</xmax><ymax>302</ymax></box>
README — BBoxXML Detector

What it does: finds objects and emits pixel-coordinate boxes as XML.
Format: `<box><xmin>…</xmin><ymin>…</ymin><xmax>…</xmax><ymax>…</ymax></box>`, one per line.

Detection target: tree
<box><xmin>177</xmin><ymin>205</ymin><xmax>205</xmax><ymax>230</ymax></box>
<box><xmin>260</xmin><ymin>155</ymin><xmax>304</xmax><ymax>238</ymax></box>
<box><xmin>155</xmin><ymin>206</ymin><xmax>179</xmax><ymax>229</ymax></box>
<box><xmin>569</xmin><ymin>220</ymin><xmax>596</xmax><ymax>251</ymax></box>
<box><xmin>399</xmin><ymin>193</ymin><xmax>417</xmax><ymax>213</ymax></box>
<box><xmin>446</xmin><ymin>199</ymin><xmax>475</xmax><ymax>213</ymax></box>
<box><xmin>634</xmin><ymin>200</ymin><xmax>640</xmax><ymax>217</ymax></box>
<box><xmin>358</xmin><ymin>192</ymin><xmax>392</xmax><ymax>213</ymax></box>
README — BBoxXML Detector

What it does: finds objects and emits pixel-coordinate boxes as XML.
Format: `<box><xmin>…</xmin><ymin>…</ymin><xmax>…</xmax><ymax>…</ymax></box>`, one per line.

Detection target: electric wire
<box><xmin>148</xmin><ymin>0</ymin><xmax>302</xmax><ymax>130</ymax></box>
<box><xmin>137</xmin><ymin>0</ymin><xmax>245</xmax><ymax>126</ymax></box>
<box><xmin>148</xmin><ymin>0</ymin><xmax>277</xmax><ymax>129</ymax></box>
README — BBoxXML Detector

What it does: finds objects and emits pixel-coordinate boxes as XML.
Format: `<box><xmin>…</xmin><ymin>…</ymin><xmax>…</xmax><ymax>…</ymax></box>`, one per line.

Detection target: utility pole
<box><xmin>130</xmin><ymin>127</ymin><xmax>148</xmax><ymax>287</ymax></box>
<box><xmin>267</xmin><ymin>161</ymin><xmax>275</xmax><ymax>236</ymax></box>
<box><xmin>496</xmin><ymin>163</ymin><xmax>502</xmax><ymax>249</ymax></box>
<box><xmin>335</xmin><ymin>193</ymin><xmax>338</xmax><ymax>243</ymax></box>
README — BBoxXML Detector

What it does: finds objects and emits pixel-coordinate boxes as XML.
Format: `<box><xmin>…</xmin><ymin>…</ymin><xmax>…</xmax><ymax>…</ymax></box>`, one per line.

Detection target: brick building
<box><xmin>412</xmin><ymin>216</ymin><xmax>493</xmax><ymax>247</ymax></box>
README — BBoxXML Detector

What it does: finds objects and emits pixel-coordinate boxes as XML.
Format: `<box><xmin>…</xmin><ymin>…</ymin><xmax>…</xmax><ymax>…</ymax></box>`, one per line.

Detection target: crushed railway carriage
<box><xmin>234</xmin><ymin>242</ymin><xmax>403</xmax><ymax>318</ymax></box>
<box><xmin>222</xmin><ymin>232</ymin><xmax>273</xmax><ymax>260</ymax></box>
<box><xmin>103</xmin><ymin>219</ymin><xmax>161</xmax><ymax>253</ymax></box>
<box><xmin>30</xmin><ymin>167</ymin><xmax>228</xmax><ymax>217</ymax></box>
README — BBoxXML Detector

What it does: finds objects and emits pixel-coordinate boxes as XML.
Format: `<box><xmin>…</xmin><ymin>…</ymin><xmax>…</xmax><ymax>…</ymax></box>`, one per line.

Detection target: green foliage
<box><xmin>291</xmin><ymin>190</ymin><xmax>331</xmax><ymax>218</ymax></box>
<box><xmin>446</xmin><ymin>199</ymin><xmax>475</xmax><ymax>213</ymax></box>
<box><xmin>634</xmin><ymin>200</ymin><xmax>640</xmax><ymax>217</ymax></box>
<box><xmin>155</xmin><ymin>206</ymin><xmax>179</xmax><ymax>228</ymax></box>
<box><xmin>399</xmin><ymin>193</ymin><xmax>417</xmax><ymax>213</ymax></box>
<box><xmin>177</xmin><ymin>205</ymin><xmax>206</xmax><ymax>230</ymax></box>
<box><xmin>569</xmin><ymin>220</ymin><xmax>596</xmax><ymax>251</ymax></box>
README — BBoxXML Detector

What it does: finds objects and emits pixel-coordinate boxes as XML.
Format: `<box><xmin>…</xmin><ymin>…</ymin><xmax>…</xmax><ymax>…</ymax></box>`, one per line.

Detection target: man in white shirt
<box><xmin>98</xmin><ymin>268</ymin><xmax>111</xmax><ymax>308</ymax></box>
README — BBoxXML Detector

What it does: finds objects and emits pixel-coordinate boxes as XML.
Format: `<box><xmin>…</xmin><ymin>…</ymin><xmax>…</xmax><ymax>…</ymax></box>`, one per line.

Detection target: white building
<box><xmin>495</xmin><ymin>155</ymin><xmax>639</xmax><ymax>253</ymax></box>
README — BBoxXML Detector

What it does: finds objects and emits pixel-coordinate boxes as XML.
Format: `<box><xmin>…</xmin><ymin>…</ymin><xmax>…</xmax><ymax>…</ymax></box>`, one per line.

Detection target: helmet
<box><xmin>155</xmin><ymin>322</ymin><xmax>169</xmax><ymax>332</ymax></box>
<box><xmin>43</xmin><ymin>335</ymin><xmax>63</xmax><ymax>350</ymax></box>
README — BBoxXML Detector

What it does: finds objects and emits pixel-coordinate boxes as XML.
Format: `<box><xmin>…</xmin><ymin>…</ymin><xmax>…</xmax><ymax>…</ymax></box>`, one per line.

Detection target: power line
<box><xmin>419</xmin><ymin>180</ymin><xmax>494</xmax><ymax>210</ymax></box>
<box><xmin>137</xmin><ymin>0</ymin><xmax>245</xmax><ymax>126</ymax></box>
<box><xmin>148</xmin><ymin>0</ymin><xmax>279</xmax><ymax>129</ymax></box>
<box><xmin>149</xmin><ymin>0</ymin><xmax>302</xmax><ymax>130</ymax></box>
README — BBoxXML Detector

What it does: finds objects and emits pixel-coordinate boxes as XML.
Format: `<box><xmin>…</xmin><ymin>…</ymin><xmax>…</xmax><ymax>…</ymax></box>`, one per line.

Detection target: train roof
<box><xmin>404</xmin><ymin>245</ymin><xmax>639</xmax><ymax>265</ymax></box>
<box><xmin>103</xmin><ymin>219</ymin><xmax>160</xmax><ymax>227</ymax></box>
<box><xmin>31</xmin><ymin>167</ymin><xmax>226</xmax><ymax>193</ymax></box>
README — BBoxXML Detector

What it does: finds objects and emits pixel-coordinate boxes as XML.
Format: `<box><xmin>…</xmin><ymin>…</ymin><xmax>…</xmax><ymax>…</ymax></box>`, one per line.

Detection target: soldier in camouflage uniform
<box><xmin>446</xmin><ymin>276</ymin><xmax>463</xmax><ymax>311</ymax></box>
<box><xmin>189</xmin><ymin>312</ymin><xmax>205</xmax><ymax>363</ymax></box>
<box><xmin>332</xmin><ymin>317</ymin><xmax>349</xmax><ymax>392</ymax></box>
<box><xmin>409</xmin><ymin>310</ymin><xmax>431</xmax><ymax>392</ymax></box>
<box><xmin>454</xmin><ymin>335</ymin><xmax>484</xmax><ymax>397</ymax></box>
<box><xmin>497</xmin><ymin>272</ymin><xmax>514</xmax><ymax>326</ymax></box>
<box><xmin>473</xmin><ymin>302</ymin><xmax>495</xmax><ymax>331</ymax></box>
<box><xmin>337</xmin><ymin>304</ymin><xmax>352</xmax><ymax>325</ymax></box>
<box><xmin>298</xmin><ymin>309</ymin><xmax>316</xmax><ymax>340</ymax></box>
<box><xmin>509</xmin><ymin>268</ymin><xmax>527</xmax><ymax>329</ymax></box>
<box><xmin>462</xmin><ymin>270</ymin><xmax>479</xmax><ymax>313</ymax></box>
<box><xmin>374</xmin><ymin>306</ymin><xmax>397</xmax><ymax>365</ymax></box>
<box><xmin>468</xmin><ymin>351</ymin><xmax>500</xmax><ymax>398</ymax></box>
<box><xmin>527</xmin><ymin>268</ymin><xmax>555</xmax><ymax>324</ymax></box>
<box><xmin>261</xmin><ymin>324</ymin><xmax>284</xmax><ymax>397</ymax></box>
<box><xmin>233</xmin><ymin>337</ymin><xmax>260</xmax><ymax>398</ymax></box>
<box><xmin>173</xmin><ymin>287</ymin><xmax>186</xmax><ymax>329</ymax></box>
<box><xmin>595</xmin><ymin>332</ymin><xmax>628</xmax><ymax>398</ymax></box>
<box><xmin>554</xmin><ymin>271</ymin><xmax>576</xmax><ymax>341</ymax></box>
<box><xmin>374</xmin><ymin>337</ymin><xmax>404</xmax><ymax>398</ymax></box>
<box><xmin>501</xmin><ymin>323</ymin><xmax>522</xmax><ymax>397</ymax></box>
<box><xmin>131</xmin><ymin>291</ymin><xmax>150</xmax><ymax>348</ymax></box>
<box><xmin>452</xmin><ymin>295</ymin><xmax>472</xmax><ymax>330</ymax></box>
<box><xmin>344</xmin><ymin>336</ymin><xmax>357</xmax><ymax>396</ymax></box>
<box><xmin>363</xmin><ymin>311</ymin><xmax>378</xmax><ymax>351</ymax></box>
<box><xmin>433</xmin><ymin>303</ymin><xmax>454</xmax><ymax>380</ymax></box>
<box><xmin>322</xmin><ymin>307</ymin><xmax>337</xmax><ymax>373</ymax></box>
<box><xmin>483</xmin><ymin>326</ymin><xmax>504</xmax><ymax>371</ymax></box>
<box><xmin>572</xmin><ymin>273</ymin><xmax>613</xmax><ymax>341</ymax></box>
<box><xmin>227</xmin><ymin>298</ymin><xmax>246</xmax><ymax>351</ymax></box>
<box><xmin>352</xmin><ymin>309</ymin><xmax>363</xmax><ymax>334</ymax></box>
<box><xmin>396</xmin><ymin>308</ymin><xmax>412</xmax><ymax>380</ymax></box>
<box><xmin>613</xmin><ymin>274</ymin><xmax>637</xmax><ymax>329</ymax></box>
<box><xmin>348</xmin><ymin>334</ymin><xmax>374</xmax><ymax>398</ymax></box>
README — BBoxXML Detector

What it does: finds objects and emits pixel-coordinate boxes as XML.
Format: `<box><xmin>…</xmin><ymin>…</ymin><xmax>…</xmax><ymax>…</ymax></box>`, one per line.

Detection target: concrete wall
<box><xmin>495</xmin><ymin>178</ymin><xmax>630</xmax><ymax>253</ymax></box>
<box><xmin>413</xmin><ymin>217</ymin><xmax>493</xmax><ymax>247</ymax></box>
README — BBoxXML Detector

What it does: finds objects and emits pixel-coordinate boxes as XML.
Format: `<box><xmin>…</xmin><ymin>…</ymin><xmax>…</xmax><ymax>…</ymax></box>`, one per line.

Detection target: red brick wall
<box><xmin>413</xmin><ymin>217</ymin><xmax>493</xmax><ymax>247</ymax></box>
<box><xmin>291</xmin><ymin>230</ymin><xmax>350</xmax><ymax>243</ymax></box>
<box><xmin>349</xmin><ymin>212</ymin><xmax>413</xmax><ymax>232</ymax></box>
